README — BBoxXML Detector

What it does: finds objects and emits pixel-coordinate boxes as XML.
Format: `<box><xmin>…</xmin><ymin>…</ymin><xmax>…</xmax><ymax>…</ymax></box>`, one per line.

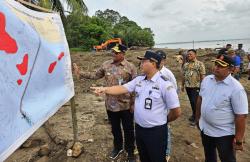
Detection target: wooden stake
<box><xmin>70</xmin><ymin>96</ymin><xmax>78</xmax><ymax>142</ymax></box>
<box><xmin>16</xmin><ymin>0</ymin><xmax>52</xmax><ymax>13</ymax></box>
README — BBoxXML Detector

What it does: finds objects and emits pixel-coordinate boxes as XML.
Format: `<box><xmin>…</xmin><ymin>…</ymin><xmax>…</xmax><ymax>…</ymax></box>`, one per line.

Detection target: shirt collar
<box><xmin>111</xmin><ymin>59</ymin><xmax>126</xmax><ymax>66</ymax></box>
<box><xmin>150</xmin><ymin>71</ymin><xmax>160</xmax><ymax>82</ymax></box>
<box><xmin>189</xmin><ymin>58</ymin><xmax>197</xmax><ymax>63</ymax></box>
<box><xmin>210</xmin><ymin>74</ymin><xmax>231</xmax><ymax>85</ymax></box>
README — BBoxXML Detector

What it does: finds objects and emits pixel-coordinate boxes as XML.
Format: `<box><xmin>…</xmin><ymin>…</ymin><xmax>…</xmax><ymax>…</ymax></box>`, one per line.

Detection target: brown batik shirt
<box><xmin>80</xmin><ymin>59</ymin><xmax>137</xmax><ymax>112</ymax></box>
<box><xmin>183</xmin><ymin>59</ymin><xmax>206</xmax><ymax>88</ymax></box>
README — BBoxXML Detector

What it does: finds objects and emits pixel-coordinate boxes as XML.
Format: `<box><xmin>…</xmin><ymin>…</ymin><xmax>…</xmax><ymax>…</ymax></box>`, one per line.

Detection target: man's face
<box><xmin>212</xmin><ymin>62</ymin><xmax>231</xmax><ymax>78</ymax></box>
<box><xmin>140</xmin><ymin>59</ymin><xmax>155</xmax><ymax>73</ymax></box>
<box><xmin>226</xmin><ymin>45</ymin><xmax>232</xmax><ymax>49</ymax></box>
<box><xmin>228</xmin><ymin>51</ymin><xmax>235</xmax><ymax>57</ymax></box>
<box><xmin>160</xmin><ymin>59</ymin><xmax>166</xmax><ymax>67</ymax></box>
<box><xmin>112</xmin><ymin>51</ymin><xmax>124</xmax><ymax>62</ymax></box>
<box><xmin>187</xmin><ymin>51</ymin><xmax>196</xmax><ymax>61</ymax></box>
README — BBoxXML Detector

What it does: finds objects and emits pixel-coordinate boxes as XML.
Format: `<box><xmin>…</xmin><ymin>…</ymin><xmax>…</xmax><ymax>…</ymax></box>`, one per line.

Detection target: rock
<box><xmin>67</xmin><ymin>149</ymin><xmax>73</xmax><ymax>157</ymax></box>
<box><xmin>87</xmin><ymin>139</ymin><xmax>94</xmax><ymax>142</ymax></box>
<box><xmin>36</xmin><ymin>156</ymin><xmax>49</xmax><ymax>162</ymax></box>
<box><xmin>72</xmin><ymin>142</ymin><xmax>84</xmax><ymax>157</ymax></box>
<box><xmin>184</xmin><ymin>140</ymin><xmax>192</xmax><ymax>145</ymax></box>
<box><xmin>96</xmin><ymin>97</ymin><xmax>104</xmax><ymax>102</ymax></box>
<box><xmin>195</xmin><ymin>156</ymin><xmax>199</xmax><ymax>160</ymax></box>
<box><xmin>38</xmin><ymin>144</ymin><xmax>50</xmax><ymax>156</ymax></box>
<box><xmin>190</xmin><ymin>143</ymin><xmax>199</xmax><ymax>149</ymax></box>
<box><xmin>21</xmin><ymin>138</ymin><xmax>42</xmax><ymax>148</ymax></box>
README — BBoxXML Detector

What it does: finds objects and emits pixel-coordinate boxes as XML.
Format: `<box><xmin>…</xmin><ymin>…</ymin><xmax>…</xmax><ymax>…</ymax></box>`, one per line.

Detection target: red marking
<box><xmin>0</xmin><ymin>12</ymin><xmax>18</xmax><ymax>54</ymax></box>
<box><xmin>17</xmin><ymin>79</ymin><xmax>22</xmax><ymax>85</ymax></box>
<box><xmin>58</xmin><ymin>52</ymin><xmax>64</xmax><ymax>61</ymax></box>
<box><xmin>16</xmin><ymin>54</ymin><xmax>28</xmax><ymax>75</ymax></box>
<box><xmin>48</xmin><ymin>61</ymin><xmax>57</xmax><ymax>73</ymax></box>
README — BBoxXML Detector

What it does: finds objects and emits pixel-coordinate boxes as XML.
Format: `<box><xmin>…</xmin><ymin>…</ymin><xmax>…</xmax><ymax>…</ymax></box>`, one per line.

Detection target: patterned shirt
<box><xmin>80</xmin><ymin>59</ymin><xmax>137</xmax><ymax>112</ymax></box>
<box><xmin>183</xmin><ymin>59</ymin><xmax>206</xmax><ymax>88</ymax></box>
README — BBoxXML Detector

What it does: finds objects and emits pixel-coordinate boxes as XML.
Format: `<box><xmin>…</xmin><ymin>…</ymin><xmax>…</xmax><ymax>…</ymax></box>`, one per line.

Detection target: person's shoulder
<box><xmin>102</xmin><ymin>60</ymin><xmax>113</xmax><ymax>66</ymax></box>
<box><xmin>229</xmin><ymin>76</ymin><xmax>244</xmax><ymax>90</ymax></box>
<box><xmin>159</xmin><ymin>74</ymin><xmax>174</xmax><ymax>86</ymax></box>
<box><xmin>133</xmin><ymin>74</ymin><xmax>146</xmax><ymax>80</ymax></box>
<box><xmin>196</xmin><ymin>59</ymin><xmax>205</xmax><ymax>65</ymax></box>
<box><xmin>204</xmin><ymin>74</ymin><xmax>213</xmax><ymax>80</ymax></box>
<box><xmin>124</xmin><ymin>59</ymin><xmax>136</xmax><ymax>68</ymax></box>
<box><xmin>202</xmin><ymin>75</ymin><xmax>213</xmax><ymax>83</ymax></box>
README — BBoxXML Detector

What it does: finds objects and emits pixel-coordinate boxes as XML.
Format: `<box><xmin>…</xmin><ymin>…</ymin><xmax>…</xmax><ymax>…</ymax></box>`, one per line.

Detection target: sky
<box><xmin>84</xmin><ymin>0</ymin><xmax>250</xmax><ymax>44</ymax></box>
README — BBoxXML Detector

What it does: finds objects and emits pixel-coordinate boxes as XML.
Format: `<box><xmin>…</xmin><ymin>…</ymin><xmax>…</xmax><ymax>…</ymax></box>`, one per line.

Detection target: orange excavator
<box><xmin>93</xmin><ymin>38</ymin><xmax>122</xmax><ymax>51</ymax></box>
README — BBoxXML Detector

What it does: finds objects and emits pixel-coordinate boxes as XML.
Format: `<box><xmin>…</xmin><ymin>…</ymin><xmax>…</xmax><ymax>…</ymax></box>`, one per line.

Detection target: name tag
<box><xmin>144</xmin><ymin>98</ymin><xmax>152</xmax><ymax>110</ymax></box>
<box><xmin>152</xmin><ymin>87</ymin><xmax>159</xmax><ymax>91</ymax></box>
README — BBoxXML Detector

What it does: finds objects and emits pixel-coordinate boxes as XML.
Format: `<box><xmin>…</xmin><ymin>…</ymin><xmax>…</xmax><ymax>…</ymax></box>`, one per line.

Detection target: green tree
<box><xmin>95</xmin><ymin>9</ymin><xmax>121</xmax><ymax>26</ymax></box>
<box><xmin>35</xmin><ymin>0</ymin><xmax>88</xmax><ymax>24</ymax></box>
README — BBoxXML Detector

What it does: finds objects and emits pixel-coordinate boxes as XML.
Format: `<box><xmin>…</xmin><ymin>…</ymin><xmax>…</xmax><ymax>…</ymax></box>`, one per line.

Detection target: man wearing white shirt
<box><xmin>156</xmin><ymin>50</ymin><xmax>178</xmax><ymax>90</ymax></box>
<box><xmin>91</xmin><ymin>51</ymin><xmax>181</xmax><ymax>162</ymax></box>
<box><xmin>196</xmin><ymin>54</ymin><xmax>248</xmax><ymax>162</ymax></box>
<box><xmin>156</xmin><ymin>50</ymin><xmax>178</xmax><ymax>162</ymax></box>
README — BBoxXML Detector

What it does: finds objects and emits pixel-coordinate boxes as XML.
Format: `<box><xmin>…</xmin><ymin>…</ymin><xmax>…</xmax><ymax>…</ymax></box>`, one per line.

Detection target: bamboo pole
<box><xmin>70</xmin><ymin>96</ymin><xmax>78</xmax><ymax>142</ymax></box>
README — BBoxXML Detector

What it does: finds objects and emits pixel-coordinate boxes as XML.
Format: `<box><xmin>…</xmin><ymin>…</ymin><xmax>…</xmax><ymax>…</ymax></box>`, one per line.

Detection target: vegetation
<box><xmin>35</xmin><ymin>1</ymin><xmax>155</xmax><ymax>51</ymax></box>
<box><xmin>65</xmin><ymin>9</ymin><xmax>155</xmax><ymax>51</ymax></box>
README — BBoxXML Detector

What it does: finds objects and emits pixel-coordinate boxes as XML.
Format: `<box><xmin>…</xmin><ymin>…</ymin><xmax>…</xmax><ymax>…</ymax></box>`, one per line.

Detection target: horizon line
<box><xmin>156</xmin><ymin>38</ymin><xmax>250</xmax><ymax>45</ymax></box>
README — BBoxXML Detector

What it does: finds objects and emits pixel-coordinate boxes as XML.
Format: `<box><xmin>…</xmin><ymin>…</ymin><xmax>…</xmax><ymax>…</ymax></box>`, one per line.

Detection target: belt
<box><xmin>135</xmin><ymin>123</ymin><xmax>167</xmax><ymax>130</ymax></box>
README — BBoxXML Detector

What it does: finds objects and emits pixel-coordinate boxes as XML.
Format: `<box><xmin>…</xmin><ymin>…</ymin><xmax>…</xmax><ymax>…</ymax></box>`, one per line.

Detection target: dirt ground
<box><xmin>6</xmin><ymin>49</ymin><xmax>250</xmax><ymax>162</ymax></box>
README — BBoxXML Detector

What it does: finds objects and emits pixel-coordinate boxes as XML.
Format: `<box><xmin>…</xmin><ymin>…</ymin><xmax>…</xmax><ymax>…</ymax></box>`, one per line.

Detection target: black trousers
<box><xmin>201</xmin><ymin>131</ymin><xmax>236</xmax><ymax>162</ymax></box>
<box><xmin>135</xmin><ymin>124</ymin><xmax>167</xmax><ymax>162</ymax></box>
<box><xmin>107</xmin><ymin>110</ymin><xmax>135</xmax><ymax>154</ymax></box>
<box><xmin>185</xmin><ymin>87</ymin><xmax>200</xmax><ymax>117</ymax></box>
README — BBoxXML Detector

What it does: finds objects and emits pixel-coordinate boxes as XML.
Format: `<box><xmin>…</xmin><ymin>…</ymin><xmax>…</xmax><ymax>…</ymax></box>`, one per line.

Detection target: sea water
<box><xmin>155</xmin><ymin>39</ymin><xmax>250</xmax><ymax>52</ymax></box>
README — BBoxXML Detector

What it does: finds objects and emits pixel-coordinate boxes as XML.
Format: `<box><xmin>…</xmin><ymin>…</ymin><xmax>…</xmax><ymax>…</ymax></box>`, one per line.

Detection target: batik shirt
<box><xmin>183</xmin><ymin>59</ymin><xmax>206</xmax><ymax>88</ymax></box>
<box><xmin>80</xmin><ymin>59</ymin><xmax>137</xmax><ymax>112</ymax></box>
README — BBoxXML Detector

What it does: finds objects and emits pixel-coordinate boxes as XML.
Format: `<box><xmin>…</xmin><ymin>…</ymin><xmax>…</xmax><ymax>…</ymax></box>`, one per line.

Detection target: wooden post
<box><xmin>70</xmin><ymin>96</ymin><xmax>78</xmax><ymax>142</ymax></box>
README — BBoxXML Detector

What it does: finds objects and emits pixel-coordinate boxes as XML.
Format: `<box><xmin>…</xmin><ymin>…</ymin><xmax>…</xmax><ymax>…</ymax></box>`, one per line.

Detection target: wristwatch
<box><xmin>235</xmin><ymin>140</ymin><xmax>243</xmax><ymax>145</ymax></box>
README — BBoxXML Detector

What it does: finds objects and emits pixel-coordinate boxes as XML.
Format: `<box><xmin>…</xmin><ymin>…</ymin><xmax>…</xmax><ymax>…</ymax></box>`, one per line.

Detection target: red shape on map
<box><xmin>0</xmin><ymin>12</ymin><xmax>18</xmax><ymax>54</ymax></box>
<box><xmin>17</xmin><ymin>79</ymin><xmax>22</xmax><ymax>85</ymax></box>
<box><xmin>16</xmin><ymin>54</ymin><xmax>28</xmax><ymax>75</ymax></box>
<box><xmin>48</xmin><ymin>61</ymin><xmax>57</xmax><ymax>73</ymax></box>
<box><xmin>58</xmin><ymin>52</ymin><xmax>64</xmax><ymax>61</ymax></box>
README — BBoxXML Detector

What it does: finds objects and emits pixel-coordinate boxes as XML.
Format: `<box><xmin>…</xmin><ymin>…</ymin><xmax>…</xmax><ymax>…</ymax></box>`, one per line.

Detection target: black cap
<box><xmin>155</xmin><ymin>50</ymin><xmax>167</xmax><ymax>59</ymax></box>
<box><xmin>137</xmin><ymin>51</ymin><xmax>162</xmax><ymax>64</ymax></box>
<box><xmin>212</xmin><ymin>54</ymin><xmax>235</xmax><ymax>67</ymax></box>
<box><xmin>112</xmin><ymin>44</ymin><xmax>127</xmax><ymax>53</ymax></box>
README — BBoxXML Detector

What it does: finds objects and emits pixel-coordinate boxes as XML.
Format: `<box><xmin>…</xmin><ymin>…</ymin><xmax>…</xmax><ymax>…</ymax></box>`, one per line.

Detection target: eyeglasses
<box><xmin>112</xmin><ymin>51</ymin><xmax>120</xmax><ymax>55</ymax></box>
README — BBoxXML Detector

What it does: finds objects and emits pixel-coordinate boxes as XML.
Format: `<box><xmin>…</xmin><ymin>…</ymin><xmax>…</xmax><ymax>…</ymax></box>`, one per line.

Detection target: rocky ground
<box><xmin>6</xmin><ymin>48</ymin><xmax>250</xmax><ymax>162</ymax></box>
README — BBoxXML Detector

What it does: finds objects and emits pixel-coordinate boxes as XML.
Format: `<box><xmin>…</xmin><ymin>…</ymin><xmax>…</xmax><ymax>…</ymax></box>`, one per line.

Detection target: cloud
<box><xmin>84</xmin><ymin>0</ymin><xmax>250</xmax><ymax>43</ymax></box>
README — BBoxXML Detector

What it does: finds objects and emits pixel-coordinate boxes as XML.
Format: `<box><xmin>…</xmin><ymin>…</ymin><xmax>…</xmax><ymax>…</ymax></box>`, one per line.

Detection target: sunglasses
<box><xmin>112</xmin><ymin>51</ymin><xmax>120</xmax><ymax>55</ymax></box>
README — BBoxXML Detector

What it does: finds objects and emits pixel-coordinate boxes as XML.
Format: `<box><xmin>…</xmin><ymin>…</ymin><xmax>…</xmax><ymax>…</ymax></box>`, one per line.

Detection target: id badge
<box><xmin>118</xmin><ymin>78</ymin><xmax>123</xmax><ymax>85</ymax></box>
<box><xmin>144</xmin><ymin>98</ymin><xmax>152</xmax><ymax>110</ymax></box>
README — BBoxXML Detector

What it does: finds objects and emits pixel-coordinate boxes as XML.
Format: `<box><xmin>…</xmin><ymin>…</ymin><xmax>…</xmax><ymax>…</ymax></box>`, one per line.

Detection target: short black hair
<box><xmin>187</xmin><ymin>49</ymin><xmax>196</xmax><ymax>54</ymax></box>
<box><xmin>226</xmin><ymin>44</ymin><xmax>232</xmax><ymax>47</ymax></box>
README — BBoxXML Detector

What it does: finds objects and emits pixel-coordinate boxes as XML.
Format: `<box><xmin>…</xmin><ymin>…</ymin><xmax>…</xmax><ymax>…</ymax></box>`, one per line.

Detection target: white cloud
<box><xmin>84</xmin><ymin>0</ymin><xmax>250</xmax><ymax>43</ymax></box>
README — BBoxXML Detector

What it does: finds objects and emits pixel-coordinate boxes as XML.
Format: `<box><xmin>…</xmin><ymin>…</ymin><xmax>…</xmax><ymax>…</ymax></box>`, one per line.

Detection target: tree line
<box><xmin>28</xmin><ymin>1</ymin><xmax>155</xmax><ymax>51</ymax></box>
<box><xmin>65</xmin><ymin>9</ymin><xmax>155</xmax><ymax>51</ymax></box>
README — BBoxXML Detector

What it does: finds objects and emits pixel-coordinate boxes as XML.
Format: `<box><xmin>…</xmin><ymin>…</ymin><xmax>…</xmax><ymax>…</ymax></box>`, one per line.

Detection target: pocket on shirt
<box><xmin>214</xmin><ymin>96</ymin><xmax>231</xmax><ymax>109</ymax></box>
<box><xmin>151</xmin><ymin>91</ymin><xmax>161</xmax><ymax>99</ymax></box>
